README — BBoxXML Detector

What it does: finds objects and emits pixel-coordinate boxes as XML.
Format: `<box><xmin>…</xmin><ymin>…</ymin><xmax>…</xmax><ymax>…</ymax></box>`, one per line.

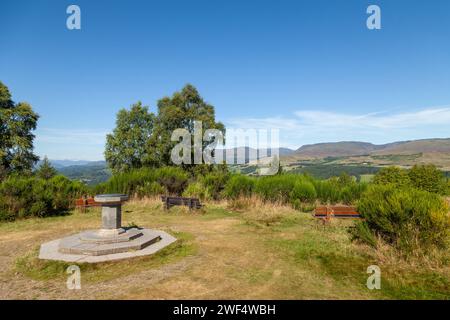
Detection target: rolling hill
<box><xmin>281</xmin><ymin>138</ymin><xmax>450</xmax><ymax>178</ymax></box>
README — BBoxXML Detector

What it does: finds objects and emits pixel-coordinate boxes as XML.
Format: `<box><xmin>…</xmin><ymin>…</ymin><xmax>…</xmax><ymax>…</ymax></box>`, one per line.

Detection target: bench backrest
<box><xmin>75</xmin><ymin>197</ymin><xmax>101</xmax><ymax>207</ymax></box>
<box><xmin>161</xmin><ymin>196</ymin><xmax>202</xmax><ymax>208</ymax></box>
<box><xmin>315</xmin><ymin>205</ymin><xmax>360</xmax><ymax>218</ymax></box>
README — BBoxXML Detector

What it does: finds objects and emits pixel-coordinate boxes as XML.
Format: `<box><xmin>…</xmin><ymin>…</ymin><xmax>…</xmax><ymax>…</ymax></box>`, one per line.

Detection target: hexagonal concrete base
<box><xmin>39</xmin><ymin>229</ymin><xmax>177</xmax><ymax>263</ymax></box>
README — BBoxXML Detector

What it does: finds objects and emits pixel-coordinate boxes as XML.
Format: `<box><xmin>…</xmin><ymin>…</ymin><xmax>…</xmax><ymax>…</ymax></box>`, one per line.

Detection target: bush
<box><xmin>155</xmin><ymin>167</ymin><xmax>189</xmax><ymax>195</ymax></box>
<box><xmin>182</xmin><ymin>182</ymin><xmax>211</xmax><ymax>201</ymax></box>
<box><xmin>408</xmin><ymin>164</ymin><xmax>448</xmax><ymax>195</ymax></box>
<box><xmin>340</xmin><ymin>182</ymin><xmax>368</xmax><ymax>205</ymax></box>
<box><xmin>201</xmin><ymin>171</ymin><xmax>230</xmax><ymax>200</ymax></box>
<box><xmin>254</xmin><ymin>174</ymin><xmax>298</xmax><ymax>203</ymax></box>
<box><xmin>94</xmin><ymin>167</ymin><xmax>157</xmax><ymax>195</ymax></box>
<box><xmin>313</xmin><ymin>179</ymin><xmax>341</xmax><ymax>204</ymax></box>
<box><xmin>223</xmin><ymin>175</ymin><xmax>255</xmax><ymax>199</ymax></box>
<box><xmin>95</xmin><ymin>167</ymin><xmax>189</xmax><ymax>196</ymax></box>
<box><xmin>0</xmin><ymin>175</ymin><xmax>86</xmax><ymax>221</ymax></box>
<box><xmin>373</xmin><ymin>165</ymin><xmax>448</xmax><ymax>195</ymax></box>
<box><xmin>290</xmin><ymin>180</ymin><xmax>317</xmax><ymax>203</ymax></box>
<box><xmin>355</xmin><ymin>185</ymin><xmax>450</xmax><ymax>252</ymax></box>
<box><xmin>373</xmin><ymin>166</ymin><xmax>411</xmax><ymax>187</ymax></box>
<box><xmin>136</xmin><ymin>181</ymin><xmax>166</xmax><ymax>198</ymax></box>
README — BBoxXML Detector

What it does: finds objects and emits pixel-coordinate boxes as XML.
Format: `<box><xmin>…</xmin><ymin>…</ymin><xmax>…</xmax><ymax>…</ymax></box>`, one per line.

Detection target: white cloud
<box><xmin>226</xmin><ymin>106</ymin><xmax>450</xmax><ymax>149</ymax></box>
<box><xmin>294</xmin><ymin>107</ymin><xmax>450</xmax><ymax>129</ymax></box>
<box><xmin>35</xmin><ymin>128</ymin><xmax>109</xmax><ymax>160</ymax></box>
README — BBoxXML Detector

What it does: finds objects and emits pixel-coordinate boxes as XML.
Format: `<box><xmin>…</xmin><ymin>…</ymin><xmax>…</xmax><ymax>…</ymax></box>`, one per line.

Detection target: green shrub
<box><xmin>155</xmin><ymin>167</ymin><xmax>189</xmax><ymax>195</ymax></box>
<box><xmin>313</xmin><ymin>179</ymin><xmax>341</xmax><ymax>204</ymax></box>
<box><xmin>373</xmin><ymin>165</ymin><xmax>448</xmax><ymax>196</ymax></box>
<box><xmin>350</xmin><ymin>221</ymin><xmax>378</xmax><ymax>248</ymax></box>
<box><xmin>408</xmin><ymin>164</ymin><xmax>448</xmax><ymax>195</ymax></box>
<box><xmin>95</xmin><ymin>167</ymin><xmax>157</xmax><ymax>195</ymax></box>
<box><xmin>373</xmin><ymin>166</ymin><xmax>411</xmax><ymax>187</ymax></box>
<box><xmin>254</xmin><ymin>174</ymin><xmax>298</xmax><ymax>202</ymax></box>
<box><xmin>340</xmin><ymin>182</ymin><xmax>368</xmax><ymax>205</ymax></box>
<box><xmin>355</xmin><ymin>185</ymin><xmax>450</xmax><ymax>252</ymax></box>
<box><xmin>223</xmin><ymin>175</ymin><xmax>255</xmax><ymax>199</ymax></box>
<box><xmin>201</xmin><ymin>171</ymin><xmax>230</xmax><ymax>200</ymax></box>
<box><xmin>337</xmin><ymin>172</ymin><xmax>354</xmax><ymax>186</ymax></box>
<box><xmin>136</xmin><ymin>181</ymin><xmax>166</xmax><ymax>198</ymax></box>
<box><xmin>95</xmin><ymin>166</ymin><xmax>189</xmax><ymax>196</ymax></box>
<box><xmin>0</xmin><ymin>175</ymin><xmax>86</xmax><ymax>221</ymax></box>
<box><xmin>182</xmin><ymin>182</ymin><xmax>211</xmax><ymax>201</ymax></box>
<box><xmin>290</xmin><ymin>180</ymin><xmax>317</xmax><ymax>203</ymax></box>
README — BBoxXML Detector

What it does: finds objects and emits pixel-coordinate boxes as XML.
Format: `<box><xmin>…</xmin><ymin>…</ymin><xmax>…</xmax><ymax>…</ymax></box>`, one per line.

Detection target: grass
<box><xmin>0</xmin><ymin>197</ymin><xmax>449</xmax><ymax>299</ymax></box>
<box><xmin>360</xmin><ymin>174</ymin><xmax>375</xmax><ymax>183</ymax></box>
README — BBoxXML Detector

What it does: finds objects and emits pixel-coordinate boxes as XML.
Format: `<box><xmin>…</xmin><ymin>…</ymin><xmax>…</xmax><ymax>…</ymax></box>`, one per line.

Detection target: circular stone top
<box><xmin>94</xmin><ymin>194</ymin><xmax>129</xmax><ymax>203</ymax></box>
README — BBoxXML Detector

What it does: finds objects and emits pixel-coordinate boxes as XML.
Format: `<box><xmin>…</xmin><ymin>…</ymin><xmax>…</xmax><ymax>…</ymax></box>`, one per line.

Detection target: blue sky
<box><xmin>1</xmin><ymin>0</ymin><xmax>450</xmax><ymax>160</ymax></box>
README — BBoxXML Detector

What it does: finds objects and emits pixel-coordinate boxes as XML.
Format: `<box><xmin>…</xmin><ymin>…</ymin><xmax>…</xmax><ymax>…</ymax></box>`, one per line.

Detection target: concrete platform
<box><xmin>39</xmin><ymin>229</ymin><xmax>177</xmax><ymax>263</ymax></box>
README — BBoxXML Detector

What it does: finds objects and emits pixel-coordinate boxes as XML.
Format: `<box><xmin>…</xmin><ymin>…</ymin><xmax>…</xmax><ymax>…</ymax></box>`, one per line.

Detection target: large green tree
<box><xmin>0</xmin><ymin>81</ymin><xmax>39</xmax><ymax>176</ymax></box>
<box><xmin>105</xmin><ymin>101</ymin><xmax>156</xmax><ymax>173</ymax></box>
<box><xmin>148</xmin><ymin>84</ymin><xmax>225</xmax><ymax>168</ymax></box>
<box><xmin>105</xmin><ymin>85</ymin><xmax>225</xmax><ymax>173</ymax></box>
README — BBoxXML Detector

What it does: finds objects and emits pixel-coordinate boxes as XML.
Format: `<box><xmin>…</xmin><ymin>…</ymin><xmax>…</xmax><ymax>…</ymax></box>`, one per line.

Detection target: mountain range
<box><xmin>292</xmin><ymin>138</ymin><xmax>450</xmax><ymax>158</ymax></box>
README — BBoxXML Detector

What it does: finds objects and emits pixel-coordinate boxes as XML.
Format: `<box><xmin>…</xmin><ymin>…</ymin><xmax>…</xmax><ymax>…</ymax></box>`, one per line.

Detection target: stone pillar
<box><xmin>94</xmin><ymin>194</ymin><xmax>129</xmax><ymax>237</ymax></box>
<box><xmin>101</xmin><ymin>204</ymin><xmax>122</xmax><ymax>230</ymax></box>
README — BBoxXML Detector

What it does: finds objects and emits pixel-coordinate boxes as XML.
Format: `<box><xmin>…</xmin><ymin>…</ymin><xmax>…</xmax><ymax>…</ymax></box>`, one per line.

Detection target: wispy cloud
<box><xmin>35</xmin><ymin>128</ymin><xmax>110</xmax><ymax>160</ymax></box>
<box><xmin>294</xmin><ymin>107</ymin><xmax>450</xmax><ymax>129</ymax></box>
<box><xmin>226</xmin><ymin>106</ymin><xmax>450</xmax><ymax>149</ymax></box>
<box><xmin>35</xmin><ymin>128</ymin><xmax>109</xmax><ymax>145</ymax></box>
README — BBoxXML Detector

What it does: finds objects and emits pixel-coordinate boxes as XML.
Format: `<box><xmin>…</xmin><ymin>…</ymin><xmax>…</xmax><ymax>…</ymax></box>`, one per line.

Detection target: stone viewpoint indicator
<box><xmin>39</xmin><ymin>194</ymin><xmax>176</xmax><ymax>263</ymax></box>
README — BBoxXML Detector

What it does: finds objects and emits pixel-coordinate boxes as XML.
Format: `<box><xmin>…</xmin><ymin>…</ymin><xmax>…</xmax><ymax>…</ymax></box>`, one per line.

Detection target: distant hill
<box><xmin>281</xmin><ymin>138</ymin><xmax>450</xmax><ymax>178</ymax></box>
<box><xmin>220</xmin><ymin>147</ymin><xmax>295</xmax><ymax>163</ymax></box>
<box><xmin>51</xmin><ymin>160</ymin><xmax>111</xmax><ymax>185</ymax></box>
<box><xmin>49</xmin><ymin>160</ymin><xmax>100</xmax><ymax>168</ymax></box>
<box><xmin>291</xmin><ymin>138</ymin><xmax>450</xmax><ymax>159</ymax></box>
<box><xmin>295</xmin><ymin>141</ymin><xmax>380</xmax><ymax>158</ymax></box>
<box><xmin>372</xmin><ymin>138</ymin><xmax>450</xmax><ymax>155</ymax></box>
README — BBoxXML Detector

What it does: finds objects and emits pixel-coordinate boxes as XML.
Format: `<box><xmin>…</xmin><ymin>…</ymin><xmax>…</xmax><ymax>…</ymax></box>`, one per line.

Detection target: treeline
<box><xmin>0</xmin><ymin>82</ymin><xmax>86</xmax><ymax>221</ymax></box>
<box><xmin>289</xmin><ymin>164</ymin><xmax>380</xmax><ymax>180</ymax></box>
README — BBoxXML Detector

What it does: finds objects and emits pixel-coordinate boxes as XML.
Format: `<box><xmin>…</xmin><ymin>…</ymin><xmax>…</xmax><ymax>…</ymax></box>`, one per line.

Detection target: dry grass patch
<box><xmin>226</xmin><ymin>196</ymin><xmax>297</xmax><ymax>226</ymax></box>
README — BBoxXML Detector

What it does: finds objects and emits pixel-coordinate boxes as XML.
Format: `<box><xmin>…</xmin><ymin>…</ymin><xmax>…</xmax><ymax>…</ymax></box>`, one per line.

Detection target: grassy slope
<box><xmin>0</xmin><ymin>199</ymin><xmax>448</xmax><ymax>299</ymax></box>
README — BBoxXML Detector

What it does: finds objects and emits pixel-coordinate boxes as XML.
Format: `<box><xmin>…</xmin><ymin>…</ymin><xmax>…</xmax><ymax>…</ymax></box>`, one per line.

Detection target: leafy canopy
<box><xmin>105</xmin><ymin>84</ymin><xmax>225</xmax><ymax>173</ymax></box>
<box><xmin>0</xmin><ymin>81</ymin><xmax>39</xmax><ymax>177</ymax></box>
<box><xmin>105</xmin><ymin>102</ymin><xmax>155</xmax><ymax>174</ymax></box>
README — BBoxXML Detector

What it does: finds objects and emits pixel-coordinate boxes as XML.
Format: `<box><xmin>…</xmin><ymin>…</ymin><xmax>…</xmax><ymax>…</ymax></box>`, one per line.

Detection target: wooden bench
<box><xmin>161</xmin><ymin>196</ymin><xmax>202</xmax><ymax>210</ymax></box>
<box><xmin>314</xmin><ymin>205</ymin><xmax>360</xmax><ymax>221</ymax></box>
<box><xmin>75</xmin><ymin>197</ymin><xmax>101</xmax><ymax>212</ymax></box>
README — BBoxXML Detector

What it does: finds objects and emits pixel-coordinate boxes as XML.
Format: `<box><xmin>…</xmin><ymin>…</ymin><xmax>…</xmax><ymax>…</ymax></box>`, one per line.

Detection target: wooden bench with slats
<box><xmin>161</xmin><ymin>196</ymin><xmax>202</xmax><ymax>210</ymax></box>
<box><xmin>75</xmin><ymin>197</ymin><xmax>101</xmax><ymax>212</ymax></box>
<box><xmin>314</xmin><ymin>205</ymin><xmax>360</xmax><ymax>221</ymax></box>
